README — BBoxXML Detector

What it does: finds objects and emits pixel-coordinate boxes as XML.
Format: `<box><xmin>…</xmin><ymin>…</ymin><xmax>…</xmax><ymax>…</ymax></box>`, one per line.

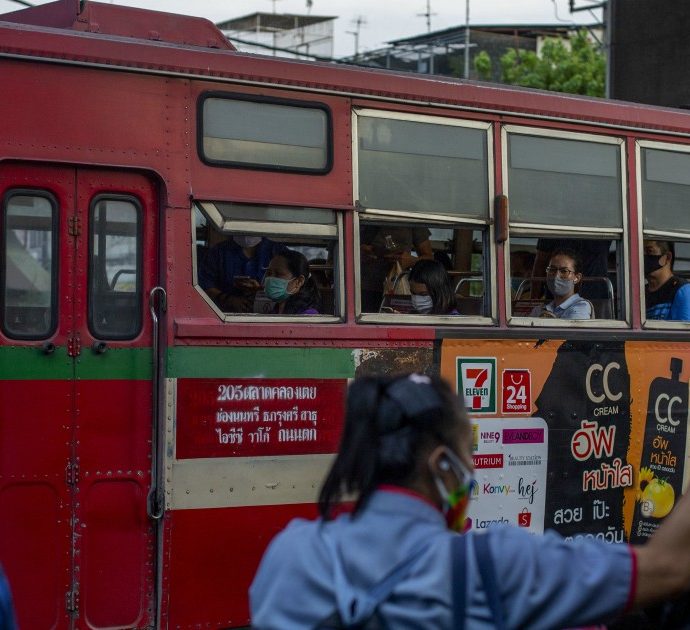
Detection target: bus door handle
<box><xmin>147</xmin><ymin>286</ymin><xmax>167</xmax><ymax>521</ymax></box>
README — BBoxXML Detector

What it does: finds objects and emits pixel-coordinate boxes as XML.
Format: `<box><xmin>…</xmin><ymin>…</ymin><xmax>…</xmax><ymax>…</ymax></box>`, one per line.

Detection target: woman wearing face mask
<box><xmin>198</xmin><ymin>234</ymin><xmax>287</xmax><ymax>313</ymax></box>
<box><xmin>249</xmin><ymin>374</ymin><xmax>690</xmax><ymax>630</ymax></box>
<box><xmin>251</xmin><ymin>373</ymin><xmax>690</xmax><ymax>629</ymax></box>
<box><xmin>263</xmin><ymin>250</ymin><xmax>321</xmax><ymax>315</ymax></box>
<box><xmin>530</xmin><ymin>249</ymin><xmax>593</xmax><ymax>319</ymax></box>
<box><xmin>408</xmin><ymin>259</ymin><xmax>459</xmax><ymax>315</ymax></box>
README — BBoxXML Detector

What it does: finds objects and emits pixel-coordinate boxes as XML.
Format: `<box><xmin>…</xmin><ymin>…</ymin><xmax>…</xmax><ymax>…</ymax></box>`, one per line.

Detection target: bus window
<box><xmin>506</xmin><ymin>129</ymin><xmax>626</xmax><ymax>323</ymax></box>
<box><xmin>2</xmin><ymin>192</ymin><xmax>57</xmax><ymax>339</ymax></box>
<box><xmin>359</xmin><ymin>219</ymin><xmax>487</xmax><ymax>317</ymax></box>
<box><xmin>355</xmin><ymin>111</ymin><xmax>492</xmax><ymax>321</ymax></box>
<box><xmin>199</xmin><ymin>94</ymin><xmax>331</xmax><ymax>174</ymax></box>
<box><xmin>88</xmin><ymin>197</ymin><xmax>142</xmax><ymax>339</ymax></box>
<box><xmin>640</xmin><ymin>146</ymin><xmax>690</xmax><ymax>324</ymax></box>
<box><xmin>194</xmin><ymin>202</ymin><xmax>340</xmax><ymax>319</ymax></box>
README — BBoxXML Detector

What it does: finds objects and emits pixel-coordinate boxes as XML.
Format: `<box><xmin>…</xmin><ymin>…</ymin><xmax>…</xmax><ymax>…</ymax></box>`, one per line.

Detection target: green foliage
<box><xmin>474</xmin><ymin>50</ymin><xmax>492</xmax><ymax>81</ymax></box>
<box><xmin>494</xmin><ymin>30</ymin><xmax>605</xmax><ymax>97</ymax></box>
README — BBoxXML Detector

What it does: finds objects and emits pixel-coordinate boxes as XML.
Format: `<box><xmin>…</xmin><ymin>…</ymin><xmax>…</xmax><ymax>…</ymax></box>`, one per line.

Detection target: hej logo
<box><xmin>457</xmin><ymin>358</ymin><xmax>497</xmax><ymax>413</ymax></box>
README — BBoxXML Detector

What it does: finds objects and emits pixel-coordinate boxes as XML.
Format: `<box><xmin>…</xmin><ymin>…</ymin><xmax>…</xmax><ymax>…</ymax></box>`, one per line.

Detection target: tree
<box><xmin>474</xmin><ymin>30</ymin><xmax>605</xmax><ymax>97</ymax></box>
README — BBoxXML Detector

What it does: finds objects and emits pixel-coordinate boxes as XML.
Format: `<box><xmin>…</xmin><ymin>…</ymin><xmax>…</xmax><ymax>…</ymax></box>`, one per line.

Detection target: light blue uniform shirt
<box><xmin>250</xmin><ymin>489</ymin><xmax>633</xmax><ymax>629</ymax></box>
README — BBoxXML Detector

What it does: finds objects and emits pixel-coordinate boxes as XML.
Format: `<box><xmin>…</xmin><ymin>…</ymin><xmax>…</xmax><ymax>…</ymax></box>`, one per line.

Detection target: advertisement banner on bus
<box><xmin>441</xmin><ymin>339</ymin><xmax>690</xmax><ymax>543</ymax></box>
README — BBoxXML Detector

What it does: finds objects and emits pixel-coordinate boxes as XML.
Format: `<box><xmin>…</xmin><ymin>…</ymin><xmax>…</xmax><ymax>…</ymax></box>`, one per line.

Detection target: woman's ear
<box><xmin>573</xmin><ymin>272</ymin><xmax>583</xmax><ymax>285</ymax></box>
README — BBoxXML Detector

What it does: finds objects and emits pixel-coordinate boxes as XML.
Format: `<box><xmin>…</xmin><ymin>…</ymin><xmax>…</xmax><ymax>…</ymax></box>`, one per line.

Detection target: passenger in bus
<box><xmin>532</xmin><ymin>237</ymin><xmax>611</xmax><ymax>302</ymax></box>
<box><xmin>360</xmin><ymin>225</ymin><xmax>434</xmax><ymax>312</ymax></box>
<box><xmin>644</xmin><ymin>239</ymin><xmax>690</xmax><ymax>321</ymax></box>
<box><xmin>510</xmin><ymin>249</ymin><xmax>535</xmax><ymax>296</ymax></box>
<box><xmin>198</xmin><ymin>235</ymin><xmax>286</xmax><ymax>312</ymax></box>
<box><xmin>264</xmin><ymin>250</ymin><xmax>321</xmax><ymax>315</ymax></box>
<box><xmin>408</xmin><ymin>259</ymin><xmax>459</xmax><ymax>315</ymax></box>
<box><xmin>530</xmin><ymin>249</ymin><xmax>593</xmax><ymax>319</ymax></box>
<box><xmin>251</xmin><ymin>373</ymin><xmax>690</xmax><ymax>629</ymax></box>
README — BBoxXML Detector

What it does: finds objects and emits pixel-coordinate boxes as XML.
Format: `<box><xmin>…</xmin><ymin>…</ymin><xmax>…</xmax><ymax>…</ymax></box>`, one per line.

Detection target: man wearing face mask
<box><xmin>530</xmin><ymin>249</ymin><xmax>593</xmax><ymax>319</ymax></box>
<box><xmin>198</xmin><ymin>234</ymin><xmax>286</xmax><ymax>313</ymax></box>
<box><xmin>644</xmin><ymin>240</ymin><xmax>690</xmax><ymax>321</ymax></box>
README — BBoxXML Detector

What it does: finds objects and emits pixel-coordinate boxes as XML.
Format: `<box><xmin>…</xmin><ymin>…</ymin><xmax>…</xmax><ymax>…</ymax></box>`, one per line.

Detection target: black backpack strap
<box><xmin>473</xmin><ymin>534</ymin><xmax>507</xmax><ymax>630</ymax></box>
<box><xmin>451</xmin><ymin>535</ymin><xmax>467</xmax><ymax>630</ymax></box>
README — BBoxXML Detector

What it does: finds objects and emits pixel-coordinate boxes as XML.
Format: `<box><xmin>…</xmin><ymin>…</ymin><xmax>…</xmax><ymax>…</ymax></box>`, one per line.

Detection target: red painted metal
<box><xmin>164</xmin><ymin>504</ymin><xmax>318</xmax><ymax>627</ymax></box>
<box><xmin>0</xmin><ymin>165</ymin><xmax>158</xmax><ymax>628</ymax></box>
<box><xmin>1</xmin><ymin>0</ymin><xmax>233</xmax><ymax>50</ymax></box>
<box><xmin>626</xmin><ymin>136</ymin><xmax>643</xmax><ymax>329</ymax></box>
<box><xmin>176</xmin><ymin>378</ymin><xmax>346</xmax><ymax>458</ymax></box>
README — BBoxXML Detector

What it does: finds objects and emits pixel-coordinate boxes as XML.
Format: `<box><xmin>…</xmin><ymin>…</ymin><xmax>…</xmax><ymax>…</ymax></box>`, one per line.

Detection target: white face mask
<box><xmin>234</xmin><ymin>235</ymin><xmax>262</xmax><ymax>248</ymax></box>
<box><xmin>411</xmin><ymin>294</ymin><xmax>434</xmax><ymax>314</ymax></box>
<box><xmin>546</xmin><ymin>276</ymin><xmax>575</xmax><ymax>298</ymax></box>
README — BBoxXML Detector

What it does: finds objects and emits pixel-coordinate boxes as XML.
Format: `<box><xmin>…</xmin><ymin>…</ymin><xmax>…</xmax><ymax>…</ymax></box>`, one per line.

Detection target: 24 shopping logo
<box><xmin>457</xmin><ymin>358</ymin><xmax>497</xmax><ymax>413</ymax></box>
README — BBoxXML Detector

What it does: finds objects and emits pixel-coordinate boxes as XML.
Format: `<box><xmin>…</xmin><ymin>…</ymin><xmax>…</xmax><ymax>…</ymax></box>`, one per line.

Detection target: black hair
<box><xmin>550</xmin><ymin>248</ymin><xmax>584</xmax><ymax>275</ymax></box>
<box><xmin>648</xmin><ymin>240</ymin><xmax>675</xmax><ymax>269</ymax></box>
<box><xmin>408</xmin><ymin>259</ymin><xmax>457</xmax><ymax>315</ymax></box>
<box><xmin>276</xmin><ymin>250</ymin><xmax>321</xmax><ymax>315</ymax></box>
<box><xmin>318</xmin><ymin>374</ymin><xmax>467</xmax><ymax>519</ymax></box>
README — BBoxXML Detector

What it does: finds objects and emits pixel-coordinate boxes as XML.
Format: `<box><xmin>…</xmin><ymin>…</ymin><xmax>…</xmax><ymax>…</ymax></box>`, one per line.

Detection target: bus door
<box><xmin>0</xmin><ymin>164</ymin><xmax>159</xmax><ymax>629</ymax></box>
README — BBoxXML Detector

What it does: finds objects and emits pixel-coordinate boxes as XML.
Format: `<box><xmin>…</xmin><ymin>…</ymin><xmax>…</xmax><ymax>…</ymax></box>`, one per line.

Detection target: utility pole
<box><xmin>347</xmin><ymin>15</ymin><xmax>366</xmax><ymax>61</ymax></box>
<box><xmin>464</xmin><ymin>0</ymin><xmax>471</xmax><ymax>79</ymax></box>
<box><xmin>417</xmin><ymin>0</ymin><xmax>434</xmax><ymax>33</ymax></box>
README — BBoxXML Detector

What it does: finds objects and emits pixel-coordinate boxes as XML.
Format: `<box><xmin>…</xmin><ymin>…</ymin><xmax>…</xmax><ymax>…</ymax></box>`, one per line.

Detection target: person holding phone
<box><xmin>198</xmin><ymin>234</ymin><xmax>286</xmax><ymax>313</ymax></box>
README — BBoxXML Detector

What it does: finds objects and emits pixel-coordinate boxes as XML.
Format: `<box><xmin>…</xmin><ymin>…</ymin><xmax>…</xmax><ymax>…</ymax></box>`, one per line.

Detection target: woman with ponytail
<box><xmin>263</xmin><ymin>249</ymin><xmax>321</xmax><ymax>315</ymax></box>
<box><xmin>251</xmin><ymin>374</ymin><xmax>690</xmax><ymax>629</ymax></box>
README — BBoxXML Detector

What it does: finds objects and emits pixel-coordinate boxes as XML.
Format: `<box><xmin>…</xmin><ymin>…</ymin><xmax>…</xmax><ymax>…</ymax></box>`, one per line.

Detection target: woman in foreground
<box><xmin>250</xmin><ymin>374</ymin><xmax>690</xmax><ymax>629</ymax></box>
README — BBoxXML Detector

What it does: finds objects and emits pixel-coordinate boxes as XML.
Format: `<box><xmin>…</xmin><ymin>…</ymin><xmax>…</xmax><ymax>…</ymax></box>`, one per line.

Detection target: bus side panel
<box><xmin>77</xmin><ymin>378</ymin><xmax>154</xmax><ymax>629</ymax></box>
<box><xmin>164</xmin><ymin>505</ymin><xmax>317</xmax><ymax>626</ymax></box>
<box><xmin>0</xmin><ymin>379</ymin><xmax>72</xmax><ymax>630</ymax></box>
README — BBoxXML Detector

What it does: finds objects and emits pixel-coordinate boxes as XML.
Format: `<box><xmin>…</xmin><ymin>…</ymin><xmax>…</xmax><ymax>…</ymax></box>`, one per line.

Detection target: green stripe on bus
<box><xmin>167</xmin><ymin>347</ymin><xmax>355</xmax><ymax>379</ymax></box>
<box><xmin>0</xmin><ymin>346</ymin><xmax>73</xmax><ymax>379</ymax></box>
<box><xmin>76</xmin><ymin>348</ymin><xmax>152</xmax><ymax>380</ymax></box>
<box><xmin>0</xmin><ymin>346</ymin><xmax>152</xmax><ymax>380</ymax></box>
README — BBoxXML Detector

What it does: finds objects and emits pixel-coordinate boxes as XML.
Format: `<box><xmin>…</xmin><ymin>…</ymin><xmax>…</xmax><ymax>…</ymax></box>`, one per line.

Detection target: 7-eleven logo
<box><xmin>457</xmin><ymin>358</ymin><xmax>496</xmax><ymax>413</ymax></box>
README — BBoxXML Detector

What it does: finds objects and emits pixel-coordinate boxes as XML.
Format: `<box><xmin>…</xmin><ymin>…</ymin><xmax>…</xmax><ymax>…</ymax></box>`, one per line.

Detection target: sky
<box><xmin>0</xmin><ymin>0</ymin><xmax>601</xmax><ymax>58</ymax></box>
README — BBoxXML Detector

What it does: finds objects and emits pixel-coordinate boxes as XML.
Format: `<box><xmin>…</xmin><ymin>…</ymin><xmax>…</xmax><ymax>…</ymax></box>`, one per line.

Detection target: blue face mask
<box><xmin>264</xmin><ymin>276</ymin><xmax>293</xmax><ymax>302</ymax></box>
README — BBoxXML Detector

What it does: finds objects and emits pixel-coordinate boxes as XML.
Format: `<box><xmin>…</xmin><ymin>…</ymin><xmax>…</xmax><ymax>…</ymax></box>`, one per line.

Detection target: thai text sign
<box><xmin>176</xmin><ymin>378</ymin><xmax>346</xmax><ymax>458</ymax></box>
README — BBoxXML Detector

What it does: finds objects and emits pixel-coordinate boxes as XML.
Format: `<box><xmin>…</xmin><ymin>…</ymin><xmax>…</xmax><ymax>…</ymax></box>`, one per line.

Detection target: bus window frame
<box><xmin>502</xmin><ymin>125</ymin><xmax>630</xmax><ymax>329</ymax></box>
<box><xmin>1</xmin><ymin>188</ymin><xmax>59</xmax><ymax>341</ymax></box>
<box><xmin>192</xmin><ymin>201</ymin><xmax>344</xmax><ymax>324</ymax></box>
<box><xmin>636</xmin><ymin>138</ymin><xmax>690</xmax><ymax>330</ymax></box>
<box><xmin>352</xmin><ymin>109</ymin><xmax>496</xmax><ymax>325</ymax></box>
<box><xmin>87</xmin><ymin>193</ymin><xmax>144</xmax><ymax>341</ymax></box>
<box><xmin>197</xmin><ymin>91</ymin><xmax>334</xmax><ymax>175</ymax></box>
<box><xmin>354</xmin><ymin>212</ymin><xmax>495</xmax><ymax>324</ymax></box>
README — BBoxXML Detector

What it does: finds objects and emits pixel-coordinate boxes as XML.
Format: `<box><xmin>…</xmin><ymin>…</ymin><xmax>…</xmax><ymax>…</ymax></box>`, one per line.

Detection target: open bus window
<box><xmin>359</xmin><ymin>218</ymin><xmax>488</xmax><ymax>317</ymax></box>
<box><xmin>194</xmin><ymin>202</ymin><xmax>340</xmax><ymax>318</ymax></box>
<box><xmin>88</xmin><ymin>197</ymin><xmax>142</xmax><ymax>339</ymax></box>
<box><xmin>2</xmin><ymin>192</ymin><xmax>57</xmax><ymax>339</ymax></box>
<box><xmin>511</xmin><ymin>237</ymin><xmax>619</xmax><ymax>320</ymax></box>
<box><xmin>506</xmin><ymin>129</ymin><xmax>625</xmax><ymax>323</ymax></box>
<box><xmin>640</xmin><ymin>146</ymin><xmax>690</xmax><ymax>324</ymax></box>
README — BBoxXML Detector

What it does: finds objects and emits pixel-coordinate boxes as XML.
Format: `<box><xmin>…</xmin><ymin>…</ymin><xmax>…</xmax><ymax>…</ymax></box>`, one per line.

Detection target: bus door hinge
<box><xmin>67</xmin><ymin>332</ymin><xmax>81</xmax><ymax>357</ymax></box>
<box><xmin>65</xmin><ymin>589</ymin><xmax>79</xmax><ymax>614</ymax></box>
<box><xmin>68</xmin><ymin>216</ymin><xmax>82</xmax><ymax>237</ymax></box>
<box><xmin>65</xmin><ymin>461</ymin><xmax>79</xmax><ymax>486</ymax></box>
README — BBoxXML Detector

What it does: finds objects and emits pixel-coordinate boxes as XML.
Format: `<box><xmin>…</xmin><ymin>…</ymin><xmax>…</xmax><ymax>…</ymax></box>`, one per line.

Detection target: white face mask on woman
<box><xmin>546</xmin><ymin>276</ymin><xmax>574</xmax><ymax>297</ymax></box>
<box><xmin>411</xmin><ymin>294</ymin><xmax>434</xmax><ymax>313</ymax></box>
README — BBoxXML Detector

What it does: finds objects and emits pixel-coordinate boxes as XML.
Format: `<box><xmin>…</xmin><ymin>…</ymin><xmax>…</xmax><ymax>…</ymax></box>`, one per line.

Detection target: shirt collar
<box><xmin>549</xmin><ymin>293</ymin><xmax>581</xmax><ymax>313</ymax></box>
<box><xmin>363</xmin><ymin>486</ymin><xmax>446</xmax><ymax>527</ymax></box>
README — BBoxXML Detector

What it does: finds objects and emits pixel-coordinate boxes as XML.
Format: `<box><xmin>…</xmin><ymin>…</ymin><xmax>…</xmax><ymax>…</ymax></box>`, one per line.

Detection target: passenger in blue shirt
<box><xmin>0</xmin><ymin>566</ymin><xmax>17</xmax><ymax>630</ymax></box>
<box><xmin>251</xmin><ymin>373</ymin><xmax>690</xmax><ymax>629</ymax></box>
<box><xmin>198</xmin><ymin>235</ymin><xmax>286</xmax><ymax>312</ymax></box>
<box><xmin>530</xmin><ymin>249</ymin><xmax>593</xmax><ymax>319</ymax></box>
<box><xmin>644</xmin><ymin>239</ymin><xmax>690</xmax><ymax>321</ymax></box>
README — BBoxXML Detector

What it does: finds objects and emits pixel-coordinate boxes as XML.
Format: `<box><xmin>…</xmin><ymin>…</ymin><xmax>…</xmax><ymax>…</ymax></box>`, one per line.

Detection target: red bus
<box><xmin>2</xmin><ymin>0</ymin><xmax>690</xmax><ymax>627</ymax></box>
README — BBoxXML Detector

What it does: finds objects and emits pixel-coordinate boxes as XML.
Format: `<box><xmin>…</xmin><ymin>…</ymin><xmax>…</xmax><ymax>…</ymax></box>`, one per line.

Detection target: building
<box><xmin>217</xmin><ymin>12</ymin><xmax>335</xmax><ymax>60</ymax></box>
<box><xmin>341</xmin><ymin>23</ymin><xmax>602</xmax><ymax>80</ymax></box>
